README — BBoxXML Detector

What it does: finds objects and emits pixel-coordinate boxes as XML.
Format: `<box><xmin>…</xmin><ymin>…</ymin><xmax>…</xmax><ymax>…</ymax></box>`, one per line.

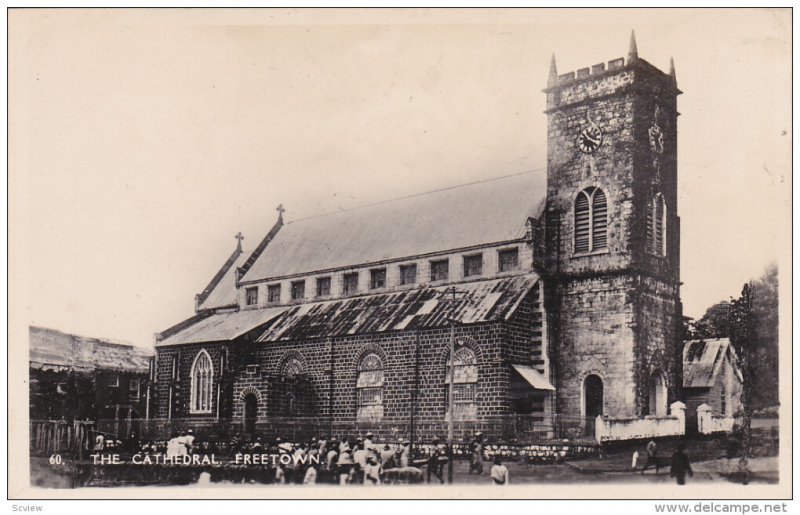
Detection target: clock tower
<box><xmin>538</xmin><ymin>33</ymin><xmax>683</xmax><ymax>430</ymax></box>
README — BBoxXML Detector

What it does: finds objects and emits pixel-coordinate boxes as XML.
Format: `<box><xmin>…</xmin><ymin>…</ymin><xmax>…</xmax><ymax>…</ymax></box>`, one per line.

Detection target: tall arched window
<box><xmin>575</xmin><ymin>187</ymin><xmax>608</xmax><ymax>253</ymax></box>
<box><xmin>648</xmin><ymin>370</ymin><xmax>668</xmax><ymax>416</ymax></box>
<box><xmin>356</xmin><ymin>353</ymin><xmax>384</xmax><ymax>420</ymax></box>
<box><xmin>447</xmin><ymin>347</ymin><xmax>478</xmax><ymax>420</ymax></box>
<box><xmin>190</xmin><ymin>350</ymin><xmax>213</xmax><ymax>414</ymax></box>
<box><xmin>646</xmin><ymin>193</ymin><xmax>667</xmax><ymax>256</ymax></box>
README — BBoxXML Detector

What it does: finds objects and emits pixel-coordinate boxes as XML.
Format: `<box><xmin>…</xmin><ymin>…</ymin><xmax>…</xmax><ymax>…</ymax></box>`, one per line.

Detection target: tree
<box><xmin>749</xmin><ymin>263</ymin><xmax>779</xmax><ymax>410</ymax></box>
<box><xmin>688</xmin><ymin>301</ymin><xmax>732</xmax><ymax>339</ymax></box>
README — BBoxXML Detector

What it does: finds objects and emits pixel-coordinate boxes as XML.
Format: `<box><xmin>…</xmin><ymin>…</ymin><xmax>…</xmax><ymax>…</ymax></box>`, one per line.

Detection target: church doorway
<box><xmin>583</xmin><ymin>375</ymin><xmax>604</xmax><ymax>436</ymax></box>
<box><xmin>648</xmin><ymin>370</ymin><xmax>668</xmax><ymax>416</ymax></box>
<box><xmin>243</xmin><ymin>393</ymin><xmax>258</xmax><ymax>436</ymax></box>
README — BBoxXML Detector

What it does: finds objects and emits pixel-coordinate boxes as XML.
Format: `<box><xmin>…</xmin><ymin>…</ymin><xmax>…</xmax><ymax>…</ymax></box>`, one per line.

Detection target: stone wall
<box><xmin>634</xmin><ymin>275</ymin><xmax>681</xmax><ymax>412</ymax></box>
<box><xmin>553</xmin><ymin>274</ymin><xmax>637</xmax><ymax>419</ymax></box>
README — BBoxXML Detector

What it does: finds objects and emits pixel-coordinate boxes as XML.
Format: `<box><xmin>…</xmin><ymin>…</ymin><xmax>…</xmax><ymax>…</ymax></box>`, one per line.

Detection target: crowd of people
<box><xmin>88</xmin><ymin>428</ymin><xmax>512</xmax><ymax>486</ymax></box>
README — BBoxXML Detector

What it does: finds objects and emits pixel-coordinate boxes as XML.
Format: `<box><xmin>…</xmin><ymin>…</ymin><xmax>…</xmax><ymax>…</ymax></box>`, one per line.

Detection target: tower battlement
<box><xmin>550</xmin><ymin>57</ymin><xmax>627</xmax><ymax>87</ymax></box>
<box><xmin>544</xmin><ymin>31</ymin><xmax>678</xmax><ymax>102</ymax></box>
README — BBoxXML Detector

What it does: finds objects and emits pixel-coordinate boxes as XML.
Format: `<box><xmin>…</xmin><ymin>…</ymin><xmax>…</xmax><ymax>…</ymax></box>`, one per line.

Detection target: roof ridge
<box><xmin>195</xmin><ymin>244</ymin><xmax>244</xmax><ymax>311</ymax></box>
<box><xmin>29</xmin><ymin>325</ymin><xmax>134</xmax><ymax>348</ymax></box>
<box><xmin>288</xmin><ymin>168</ymin><xmax>546</xmax><ymax>224</ymax></box>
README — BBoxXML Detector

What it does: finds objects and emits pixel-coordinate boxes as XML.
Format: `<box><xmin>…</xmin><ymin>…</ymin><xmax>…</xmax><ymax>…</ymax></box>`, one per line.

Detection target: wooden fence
<box><xmin>30</xmin><ymin>420</ymin><xmax>94</xmax><ymax>458</ymax></box>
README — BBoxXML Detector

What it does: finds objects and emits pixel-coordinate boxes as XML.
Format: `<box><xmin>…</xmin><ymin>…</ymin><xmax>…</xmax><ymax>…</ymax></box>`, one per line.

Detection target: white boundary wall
<box><xmin>696</xmin><ymin>403</ymin><xmax>735</xmax><ymax>434</ymax></box>
<box><xmin>595</xmin><ymin>401</ymin><xmax>686</xmax><ymax>442</ymax></box>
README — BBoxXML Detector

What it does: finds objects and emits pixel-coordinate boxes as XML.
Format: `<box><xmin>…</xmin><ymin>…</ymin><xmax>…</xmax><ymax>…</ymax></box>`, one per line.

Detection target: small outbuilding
<box><xmin>682</xmin><ymin>338</ymin><xmax>743</xmax><ymax>432</ymax></box>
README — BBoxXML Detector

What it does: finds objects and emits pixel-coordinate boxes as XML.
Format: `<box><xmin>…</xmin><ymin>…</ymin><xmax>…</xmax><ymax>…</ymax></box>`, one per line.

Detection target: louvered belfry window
<box><xmin>574</xmin><ymin>187</ymin><xmax>608</xmax><ymax>253</ymax></box>
<box><xmin>646</xmin><ymin>193</ymin><xmax>667</xmax><ymax>256</ymax></box>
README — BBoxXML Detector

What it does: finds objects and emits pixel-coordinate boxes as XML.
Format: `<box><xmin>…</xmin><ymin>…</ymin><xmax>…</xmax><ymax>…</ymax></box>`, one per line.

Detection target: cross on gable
<box><xmin>234</xmin><ymin>231</ymin><xmax>244</xmax><ymax>250</ymax></box>
<box><xmin>276</xmin><ymin>204</ymin><xmax>286</xmax><ymax>220</ymax></box>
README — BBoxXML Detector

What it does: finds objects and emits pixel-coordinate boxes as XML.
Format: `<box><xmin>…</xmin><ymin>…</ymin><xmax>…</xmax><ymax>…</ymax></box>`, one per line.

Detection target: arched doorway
<box><xmin>243</xmin><ymin>393</ymin><xmax>258</xmax><ymax>436</ymax></box>
<box><xmin>648</xmin><ymin>370</ymin><xmax>668</xmax><ymax>416</ymax></box>
<box><xmin>584</xmin><ymin>375</ymin><xmax>604</xmax><ymax>436</ymax></box>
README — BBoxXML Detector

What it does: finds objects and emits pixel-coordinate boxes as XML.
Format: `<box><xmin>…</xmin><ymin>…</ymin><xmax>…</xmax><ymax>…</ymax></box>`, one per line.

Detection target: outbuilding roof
<box><xmin>240</xmin><ymin>171</ymin><xmax>545</xmax><ymax>282</ymax></box>
<box><xmin>29</xmin><ymin>326</ymin><xmax>152</xmax><ymax>374</ymax></box>
<box><xmin>682</xmin><ymin>338</ymin><xmax>742</xmax><ymax>388</ymax></box>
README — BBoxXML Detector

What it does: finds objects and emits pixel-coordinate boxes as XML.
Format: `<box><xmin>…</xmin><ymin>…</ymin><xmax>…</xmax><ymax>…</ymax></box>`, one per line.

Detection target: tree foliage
<box><xmin>748</xmin><ymin>263</ymin><xmax>779</xmax><ymax>410</ymax></box>
<box><xmin>683</xmin><ymin>263</ymin><xmax>778</xmax><ymax>410</ymax></box>
<box><xmin>727</xmin><ymin>263</ymin><xmax>778</xmax><ymax>483</ymax></box>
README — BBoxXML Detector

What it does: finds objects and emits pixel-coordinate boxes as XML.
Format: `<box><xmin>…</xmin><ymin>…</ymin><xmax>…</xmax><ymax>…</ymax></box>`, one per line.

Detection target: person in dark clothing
<box><xmin>427</xmin><ymin>438</ymin><xmax>444</xmax><ymax>484</ymax></box>
<box><xmin>670</xmin><ymin>444</ymin><xmax>693</xmax><ymax>485</ymax></box>
<box><xmin>641</xmin><ymin>440</ymin><xmax>660</xmax><ymax>474</ymax></box>
<box><xmin>468</xmin><ymin>432</ymin><xmax>485</xmax><ymax>475</ymax></box>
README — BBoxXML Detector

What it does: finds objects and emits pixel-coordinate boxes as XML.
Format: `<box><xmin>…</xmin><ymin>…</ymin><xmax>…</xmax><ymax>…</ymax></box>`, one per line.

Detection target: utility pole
<box><xmin>447</xmin><ymin>317</ymin><xmax>456</xmax><ymax>484</ymax></box>
<box><xmin>328</xmin><ymin>335</ymin><xmax>334</xmax><ymax>440</ymax></box>
<box><xmin>410</xmin><ymin>330</ymin><xmax>420</xmax><ymax>460</ymax></box>
<box><xmin>439</xmin><ymin>286</ymin><xmax>467</xmax><ymax>484</ymax></box>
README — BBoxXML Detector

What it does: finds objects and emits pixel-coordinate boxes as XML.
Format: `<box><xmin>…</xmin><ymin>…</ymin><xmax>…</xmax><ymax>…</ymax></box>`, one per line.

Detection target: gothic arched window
<box><xmin>190</xmin><ymin>350</ymin><xmax>214</xmax><ymax>414</ymax></box>
<box><xmin>356</xmin><ymin>353</ymin><xmax>384</xmax><ymax>420</ymax></box>
<box><xmin>447</xmin><ymin>346</ymin><xmax>478</xmax><ymax>420</ymax></box>
<box><xmin>646</xmin><ymin>193</ymin><xmax>667</xmax><ymax>256</ymax></box>
<box><xmin>574</xmin><ymin>187</ymin><xmax>608</xmax><ymax>253</ymax></box>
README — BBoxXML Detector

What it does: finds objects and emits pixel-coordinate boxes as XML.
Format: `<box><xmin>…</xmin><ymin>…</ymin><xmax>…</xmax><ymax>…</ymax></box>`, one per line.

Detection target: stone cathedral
<box><xmin>151</xmin><ymin>35</ymin><xmax>683</xmax><ymax>442</ymax></box>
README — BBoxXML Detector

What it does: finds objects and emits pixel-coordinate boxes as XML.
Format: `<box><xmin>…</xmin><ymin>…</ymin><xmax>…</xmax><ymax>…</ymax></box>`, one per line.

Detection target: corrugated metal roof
<box><xmin>29</xmin><ymin>326</ymin><xmax>152</xmax><ymax>374</ymax></box>
<box><xmin>256</xmin><ymin>274</ymin><xmax>539</xmax><ymax>342</ymax></box>
<box><xmin>241</xmin><ymin>171</ymin><xmax>545</xmax><ymax>282</ymax></box>
<box><xmin>511</xmin><ymin>364</ymin><xmax>555</xmax><ymax>390</ymax></box>
<box><xmin>156</xmin><ymin>306</ymin><xmax>289</xmax><ymax>347</ymax></box>
<box><xmin>683</xmin><ymin>338</ymin><xmax>738</xmax><ymax>388</ymax></box>
<box><xmin>198</xmin><ymin>251</ymin><xmax>252</xmax><ymax>311</ymax></box>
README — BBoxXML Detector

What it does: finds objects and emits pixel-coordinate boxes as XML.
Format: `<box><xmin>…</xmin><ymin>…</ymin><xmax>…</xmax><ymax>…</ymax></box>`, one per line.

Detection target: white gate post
<box><xmin>670</xmin><ymin>401</ymin><xmax>686</xmax><ymax>436</ymax></box>
<box><xmin>696</xmin><ymin>403</ymin><xmax>712</xmax><ymax>434</ymax></box>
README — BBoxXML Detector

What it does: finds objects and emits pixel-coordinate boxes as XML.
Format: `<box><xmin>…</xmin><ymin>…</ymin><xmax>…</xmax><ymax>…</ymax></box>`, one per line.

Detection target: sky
<box><xmin>9</xmin><ymin>8</ymin><xmax>791</xmax><ymax>348</ymax></box>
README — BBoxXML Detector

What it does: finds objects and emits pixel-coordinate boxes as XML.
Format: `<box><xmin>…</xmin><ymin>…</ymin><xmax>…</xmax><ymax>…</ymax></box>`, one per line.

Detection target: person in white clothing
<box><xmin>363</xmin><ymin>432</ymin><xmax>374</xmax><ymax>451</ymax></box>
<box><xmin>363</xmin><ymin>455</ymin><xmax>382</xmax><ymax>485</ymax></box>
<box><xmin>184</xmin><ymin>429</ymin><xmax>195</xmax><ymax>454</ymax></box>
<box><xmin>490</xmin><ymin>456</ymin><xmax>509</xmax><ymax>485</ymax></box>
<box><xmin>303</xmin><ymin>465</ymin><xmax>318</xmax><ymax>484</ymax></box>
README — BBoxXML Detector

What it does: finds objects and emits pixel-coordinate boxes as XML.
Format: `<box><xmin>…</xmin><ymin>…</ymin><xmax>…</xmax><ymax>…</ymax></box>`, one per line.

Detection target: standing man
<box><xmin>641</xmin><ymin>440</ymin><xmax>660</xmax><ymax>474</ymax></box>
<box><xmin>427</xmin><ymin>438</ymin><xmax>444</xmax><ymax>484</ymax></box>
<box><xmin>176</xmin><ymin>431</ymin><xmax>189</xmax><ymax>456</ymax></box>
<box><xmin>670</xmin><ymin>444</ymin><xmax>694</xmax><ymax>485</ymax></box>
<box><xmin>363</xmin><ymin>432</ymin><xmax>374</xmax><ymax>452</ymax></box>
<box><xmin>326</xmin><ymin>439</ymin><xmax>339</xmax><ymax>476</ymax></box>
<box><xmin>184</xmin><ymin>429</ymin><xmax>196</xmax><ymax>455</ymax></box>
<box><xmin>399</xmin><ymin>440</ymin><xmax>411</xmax><ymax>468</ymax></box>
<box><xmin>469</xmin><ymin>432</ymin><xmax>485</xmax><ymax>475</ymax></box>
<box><xmin>352</xmin><ymin>441</ymin><xmax>368</xmax><ymax>484</ymax></box>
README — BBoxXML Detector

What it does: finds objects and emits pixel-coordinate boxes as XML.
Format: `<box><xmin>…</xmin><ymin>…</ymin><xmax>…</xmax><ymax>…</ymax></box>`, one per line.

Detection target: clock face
<box><xmin>577</xmin><ymin>124</ymin><xmax>603</xmax><ymax>154</ymax></box>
